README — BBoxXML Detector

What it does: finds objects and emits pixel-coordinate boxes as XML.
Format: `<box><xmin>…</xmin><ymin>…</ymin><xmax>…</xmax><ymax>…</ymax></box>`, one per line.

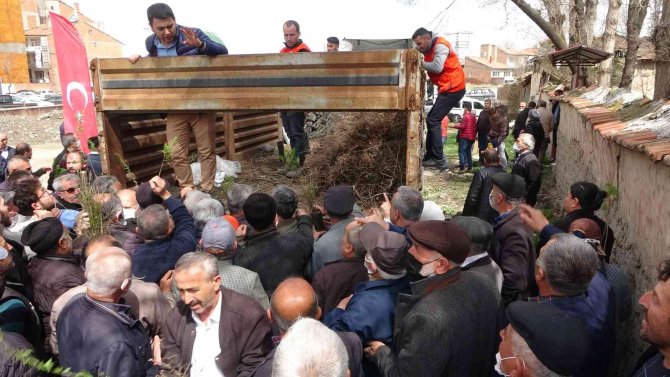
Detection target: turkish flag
<box><xmin>50</xmin><ymin>12</ymin><xmax>97</xmax><ymax>154</ymax></box>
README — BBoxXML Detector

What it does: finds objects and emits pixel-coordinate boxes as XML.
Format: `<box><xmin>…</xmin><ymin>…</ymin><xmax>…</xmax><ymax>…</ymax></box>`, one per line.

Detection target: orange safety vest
<box><xmin>424</xmin><ymin>37</ymin><xmax>465</xmax><ymax>94</ymax></box>
<box><xmin>280</xmin><ymin>41</ymin><xmax>312</xmax><ymax>53</ymax></box>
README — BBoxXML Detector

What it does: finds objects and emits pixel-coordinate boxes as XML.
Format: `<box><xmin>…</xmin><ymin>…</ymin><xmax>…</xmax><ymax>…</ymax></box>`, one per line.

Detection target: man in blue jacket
<box><xmin>132</xmin><ymin>176</ymin><xmax>196</xmax><ymax>283</ymax></box>
<box><xmin>129</xmin><ymin>3</ymin><xmax>228</xmax><ymax>194</ymax></box>
<box><xmin>324</xmin><ymin>222</ymin><xmax>410</xmax><ymax>345</ymax></box>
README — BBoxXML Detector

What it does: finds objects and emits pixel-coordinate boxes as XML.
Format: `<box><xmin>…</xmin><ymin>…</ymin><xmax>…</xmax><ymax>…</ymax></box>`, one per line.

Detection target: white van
<box><xmin>448</xmin><ymin>96</ymin><xmax>485</xmax><ymax>122</ymax></box>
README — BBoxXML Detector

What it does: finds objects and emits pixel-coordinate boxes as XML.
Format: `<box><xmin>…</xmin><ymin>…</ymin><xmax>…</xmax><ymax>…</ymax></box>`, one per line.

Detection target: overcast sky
<box><xmin>71</xmin><ymin>0</ymin><xmax>549</xmax><ymax>57</ymax></box>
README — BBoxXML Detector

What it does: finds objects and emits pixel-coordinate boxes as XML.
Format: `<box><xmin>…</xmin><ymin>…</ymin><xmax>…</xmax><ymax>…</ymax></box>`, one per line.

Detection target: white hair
<box><xmin>53</xmin><ymin>173</ymin><xmax>80</xmax><ymax>192</ymax></box>
<box><xmin>183</xmin><ymin>190</ymin><xmax>211</xmax><ymax>214</ymax></box>
<box><xmin>273</xmin><ymin>318</ymin><xmax>348</xmax><ymax>377</ymax></box>
<box><xmin>520</xmin><ymin>133</ymin><xmax>535</xmax><ymax>151</ymax></box>
<box><xmin>85</xmin><ymin>247</ymin><xmax>132</xmax><ymax>296</ymax></box>
<box><xmin>192</xmin><ymin>198</ymin><xmax>225</xmax><ymax>228</ymax></box>
<box><xmin>509</xmin><ymin>326</ymin><xmax>562</xmax><ymax>377</ymax></box>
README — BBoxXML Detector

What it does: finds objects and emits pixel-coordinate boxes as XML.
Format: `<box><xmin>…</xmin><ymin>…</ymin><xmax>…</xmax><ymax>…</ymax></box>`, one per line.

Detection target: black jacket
<box><xmin>235</xmin><ymin>216</ymin><xmax>313</xmax><ymax>296</ymax></box>
<box><xmin>492</xmin><ymin>208</ymin><xmax>536</xmax><ymax>306</ymax></box>
<box><xmin>372</xmin><ymin>269</ymin><xmax>500</xmax><ymax>377</ymax></box>
<box><xmin>0</xmin><ymin>147</ymin><xmax>15</xmax><ymax>183</ymax></box>
<box><xmin>525</xmin><ymin>118</ymin><xmax>545</xmax><ymax>157</ymax></box>
<box><xmin>57</xmin><ymin>294</ymin><xmax>154</xmax><ymax>377</ymax></box>
<box><xmin>511</xmin><ymin>151</ymin><xmax>542</xmax><ymax>206</ymax></box>
<box><xmin>0</xmin><ymin>330</ymin><xmax>42</xmax><ymax>377</ymax></box>
<box><xmin>513</xmin><ymin>108</ymin><xmax>530</xmax><ymax>139</ymax></box>
<box><xmin>462</xmin><ymin>165</ymin><xmax>506</xmax><ymax>223</ymax></box>
<box><xmin>477</xmin><ymin>109</ymin><xmax>491</xmax><ymax>135</ymax></box>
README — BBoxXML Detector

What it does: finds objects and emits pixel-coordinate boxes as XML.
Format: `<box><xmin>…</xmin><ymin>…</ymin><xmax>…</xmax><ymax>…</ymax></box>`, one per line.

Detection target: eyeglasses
<box><xmin>59</xmin><ymin>187</ymin><xmax>80</xmax><ymax>194</ymax></box>
<box><xmin>37</xmin><ymin>190</ymin><xmax>52</xmax><ymax>200</ymax></box>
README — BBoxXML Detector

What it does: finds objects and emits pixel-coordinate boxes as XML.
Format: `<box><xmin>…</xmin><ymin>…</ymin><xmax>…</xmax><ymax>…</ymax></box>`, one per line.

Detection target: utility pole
<box><xmin>444</xmin><ymin>31</ymin><xmax>473</xmax><ymax>62</ymax></box>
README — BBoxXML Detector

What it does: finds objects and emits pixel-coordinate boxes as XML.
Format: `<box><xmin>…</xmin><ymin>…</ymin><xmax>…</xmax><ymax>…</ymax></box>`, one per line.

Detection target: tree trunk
<box><xmin>653</xmin><ymin>0</ymin><xmax>670</xmax><ymax>99</ymax></box>
<box><xmin>510</xmin><ymin>0</ymin><xmax>568</xmax><ymax>50</ymax></box>
<box><xmin>620</xmin><ymin>0</ymin><xmax>651</xmax><ymax>89</ymax></box>
<box><xmin>599</xmin><ymin>0</ymin><xmax>623</xmax><ymax>86</ymax></box>
<box><xmin>584</xmin><ymin>0</ymin><xmax>599</xmax><ymax>46</ymax></box>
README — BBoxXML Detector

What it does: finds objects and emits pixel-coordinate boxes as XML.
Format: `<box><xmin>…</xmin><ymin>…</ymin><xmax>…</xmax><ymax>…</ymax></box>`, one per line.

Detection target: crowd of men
<box><xmin>0</xmin><ymin>131</ymin><xmax>666</xmax><ymax>376</ymax></box>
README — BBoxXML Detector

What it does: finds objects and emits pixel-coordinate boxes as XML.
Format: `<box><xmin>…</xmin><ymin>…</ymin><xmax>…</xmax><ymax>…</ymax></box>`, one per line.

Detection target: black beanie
<box><xmin>21</xmin><ymin>217</ymin><xmax>64</xmax><ymax>255</ymax></box>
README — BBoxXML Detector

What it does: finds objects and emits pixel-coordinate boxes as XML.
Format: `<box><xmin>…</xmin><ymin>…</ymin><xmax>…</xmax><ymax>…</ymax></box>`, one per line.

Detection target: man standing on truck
<box><xmin>277</xmin><ymin>20</ymin><xmax>312</xmax><ymax>178</ymax></box>
<box><xmin>412</xmin><ymin>27</ymin><xmax>466</xmax><ymax>171</ymax></box>
<box><xmin>129</xmin><ymin>3</ymin><xmax>228</xmax><ymax>194</ymax></box>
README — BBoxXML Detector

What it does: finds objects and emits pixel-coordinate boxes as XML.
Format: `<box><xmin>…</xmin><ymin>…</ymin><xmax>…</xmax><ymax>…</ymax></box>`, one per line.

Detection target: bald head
<box><xmin>85</xmin><ymin>246</ymin><xmax>132</xmax><ymax>297</ymax></box>
<box><xmin>117</xmin><ymin>189</ymin><xmax>138</xmax><ymax>208</ymax></box>
<box><xmin>83</xmin><ymin>234</ymin><xmax>122</xmax><ymax>261</ymax></box>
<box><xmin>270</xmin><ymin>277</ymin><xmax>320</xmax><ymax>333</ymax></box>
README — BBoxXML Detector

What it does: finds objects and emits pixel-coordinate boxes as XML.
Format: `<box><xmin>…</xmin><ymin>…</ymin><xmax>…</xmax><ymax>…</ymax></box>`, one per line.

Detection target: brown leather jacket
<box><xmin>160</xmin><ymin>287</ymin><xmax>273</xmax><ymax>376</ymax></box>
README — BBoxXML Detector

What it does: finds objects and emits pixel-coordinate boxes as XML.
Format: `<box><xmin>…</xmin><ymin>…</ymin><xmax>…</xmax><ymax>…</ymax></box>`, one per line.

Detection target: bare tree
<box><xmin>620</xmin><ymin>0</ymin><xmax>651</xmax><ymax>88</ymax></box>
<box><xmin>653</xmin><ymin>0</ymin><xmax>670</xmax><ymax>99</ymax></box>
<box><xmin>510</xmin><ymin>0</ymin><xmax>568</xmax><ymax>50</ymax></box>
<box><xmin>599</xmin><ymin>0</ymin><xmax>623</xmax><ymax>86</ymax></box>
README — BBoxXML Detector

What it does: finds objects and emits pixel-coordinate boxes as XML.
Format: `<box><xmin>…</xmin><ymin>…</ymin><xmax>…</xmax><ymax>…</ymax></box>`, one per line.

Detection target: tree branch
<box><xmin>510</xmin><ymin>0</ymin><xmax>568</xmax><ymax>50</ymax></box>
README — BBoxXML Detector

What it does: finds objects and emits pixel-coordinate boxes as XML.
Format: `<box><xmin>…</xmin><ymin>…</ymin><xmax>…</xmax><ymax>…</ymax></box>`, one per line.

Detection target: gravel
<box><xmin>0</xmin><ymin>109</ymin><xmax>63</xmax><ymax>145</ymax></box>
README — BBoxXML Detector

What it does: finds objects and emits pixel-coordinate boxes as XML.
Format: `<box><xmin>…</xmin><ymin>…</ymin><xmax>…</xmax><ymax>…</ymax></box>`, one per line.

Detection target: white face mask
<box><xmin>122</xmin><ymin>207</ymin><xmax>137</xmax><ymax>221</ymax></box>
<box><xmin>489</xmin><ymin>192</ymin><xmax>498</xmax><ymax>212</ymax></box>
<box><xmin>512</xmin><ymin>143</ymin><xmax>522</xmax><ymax>153</ymax></box>
<box><xmin>494</xmin><ymin>352</ymin><xmax>524</xmax><ymax>376</ymax></box>
<box><xmin>418</xmin><ymin>258</ymin><xmax>439</xmax><ymax>277</ymax></box>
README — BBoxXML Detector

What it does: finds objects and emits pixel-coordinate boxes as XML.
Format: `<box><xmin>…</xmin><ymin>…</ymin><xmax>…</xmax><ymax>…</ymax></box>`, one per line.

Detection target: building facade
<box><xmin>23</xmin><ymin>0</ymin><xmax>124</xmax><ymax>87</ymax></box>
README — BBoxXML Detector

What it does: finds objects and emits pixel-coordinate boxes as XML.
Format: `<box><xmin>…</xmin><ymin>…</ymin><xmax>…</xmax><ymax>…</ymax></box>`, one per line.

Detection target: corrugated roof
<box><xmin>549</xmin><ymin>45</ymin><xmax>612</xmax><ymax>67</ymax></box>
<box><xmin>565</xmin><ymin>88</ymin><xmax>670</xmax><ymax>166</ymax></box>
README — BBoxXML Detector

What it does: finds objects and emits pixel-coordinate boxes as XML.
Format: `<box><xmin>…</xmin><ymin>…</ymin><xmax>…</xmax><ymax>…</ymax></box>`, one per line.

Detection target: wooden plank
<box><xmin>403</xmin><ymin>49</ymin><xmax>424</xmax><ymax>190</ymax></box>
<box><xmin>101</xmin><ymin>113</ymin><xmax>128</xmax><ymax>186</ymax></box>
<box><xmin>224</xmin><ymin>113</ymin><xmax>236</xmax><ymax>160</ymax></box>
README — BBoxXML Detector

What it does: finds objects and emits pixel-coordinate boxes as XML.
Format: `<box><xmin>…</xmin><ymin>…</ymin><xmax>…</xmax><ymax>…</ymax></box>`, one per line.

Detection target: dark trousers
<box><xmin>425</xmin><ymin>89</ymin><xmax>465</xmax><ymax>161</ymax></box>
<box><xmin>458</xmin><ymin>139</ymin><xmax>474</xmax><ymax>169</ymax></box>
<box><xmin>478</xmin><ymin>132</ymin><xmax>489</xmax><ymax>152</ymax></box>
<box><xmin>280</xmin><ymin>111</ymin><xmax>309</xmax><ymax>165</ymax></box>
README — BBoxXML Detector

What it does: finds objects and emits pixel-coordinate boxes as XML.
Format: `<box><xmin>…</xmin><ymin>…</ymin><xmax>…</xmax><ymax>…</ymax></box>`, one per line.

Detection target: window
<box><xmin>474</xmin><ymin>102</ymin><xmax>484</xmax><ymax>110</ymax></box>
<box><xmin>492</xmin><ymin>71</ymin><xmax>502</xmax><ymax>77</ymax></box>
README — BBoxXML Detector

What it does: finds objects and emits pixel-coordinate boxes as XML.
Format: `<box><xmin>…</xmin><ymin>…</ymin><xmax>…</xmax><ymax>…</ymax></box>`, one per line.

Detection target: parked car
<box><xmin>448</xmin><ymin>96</ymin><xmax>486</xmax><ymax>123</ymax></box>
<box><xmin>38</xmin><ymin>90</ymin><xmax>55</xmax><ymax>99</ymax></box>
<box><xmin>16</xmin><ymin>89</ymin><xmax>39</xmax><ymax>96</ymax></box>
<box><xmin>465</xmin><ymin>88</ymin><xmax>496</xmax><ymax>101</ymax></box>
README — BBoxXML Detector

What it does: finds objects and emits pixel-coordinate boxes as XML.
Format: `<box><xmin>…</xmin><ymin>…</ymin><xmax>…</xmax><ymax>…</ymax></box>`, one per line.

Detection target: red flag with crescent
<box><xmin>50</xmin><ymin>12</ymin><xmax>97</xmax><ymax>154</ymax></box>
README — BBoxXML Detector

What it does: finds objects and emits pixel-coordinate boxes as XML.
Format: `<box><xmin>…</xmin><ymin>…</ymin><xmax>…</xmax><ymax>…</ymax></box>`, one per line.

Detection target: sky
<box><xmin>70</xmin><ymin>0</ymin><xmax>548</xmax><ymax>58</ymax></box>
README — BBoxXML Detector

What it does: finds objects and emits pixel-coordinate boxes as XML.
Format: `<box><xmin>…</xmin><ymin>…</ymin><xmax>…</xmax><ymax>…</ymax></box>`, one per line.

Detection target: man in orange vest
<box><xmin>412</xmin><ymin>28</ymin><xmax>466</xmax><ymax>171</ymax></box>
<box><xmin>278</xmin><ymin>20</ymin><xmax>311</xmax><ymax>178</ymax></box>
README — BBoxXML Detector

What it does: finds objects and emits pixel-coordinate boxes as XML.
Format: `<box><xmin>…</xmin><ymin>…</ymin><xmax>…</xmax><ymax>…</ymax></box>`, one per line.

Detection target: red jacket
<box><xmin>454</xmin><ymin>112</ymin><xmax>477</xmax><ymax>141</ymax></box>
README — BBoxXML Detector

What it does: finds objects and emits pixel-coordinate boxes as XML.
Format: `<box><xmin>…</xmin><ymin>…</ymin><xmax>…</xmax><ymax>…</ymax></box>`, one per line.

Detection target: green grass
<box><xmin>423</xmin><ymin>124</ymin><xmax>522</xmax><ymax>217</ymax></box>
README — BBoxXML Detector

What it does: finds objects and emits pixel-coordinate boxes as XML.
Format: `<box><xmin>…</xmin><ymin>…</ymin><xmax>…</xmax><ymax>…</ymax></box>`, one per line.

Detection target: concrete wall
<box><xmin>556</xmin><ymin>101</ymin><xmax>670</xmax><ymax>372</ymax></box>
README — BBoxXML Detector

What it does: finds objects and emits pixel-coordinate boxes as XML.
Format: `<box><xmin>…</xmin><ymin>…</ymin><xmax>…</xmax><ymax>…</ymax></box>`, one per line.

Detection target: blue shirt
<box><xmin>153</xmin><ymin>37</ymin><xmax>177</xmax><ymax>57</ymax></box>
<box><xmin>324</xmin><ymin>276</ymin><xmax>410</xmax><ymax>344</ymax></box>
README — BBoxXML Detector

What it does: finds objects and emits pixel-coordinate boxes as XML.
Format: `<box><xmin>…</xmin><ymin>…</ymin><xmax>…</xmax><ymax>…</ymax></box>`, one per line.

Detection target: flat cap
<box><xmin>407</xmin><ymin>220</ymin><xmax>471</xmax><ymax>264</ymax></box>
<box><xmin>202</xmin><ymin>217</ymin><xmax>236</xmax><ymax>251</ymax></box>
<box><xmin>136</xmin><ymin>182</ymin><xmax>164</xmax><ymax>209</ymax></box>
<box><xmin>360</xmin><ymin>222</ymin><xmax>408</xmax><ymax>275</ymax></box>
<box><xmin>323</xmin><ymin>185</ymin><xmax>355</xmax><ymax>217</ymax></box>
<box><xmin>491</xmin><ymin>173</ymin><xmax>526</xmax><ymax>199</ymax></box>
<box><xmin>507</xmin><ymin>301</ymin><xmax>591</xmax><ymax>375</ymax></box>
<box><xmin>451</xmin><ymin>216</ymin><xmax>493</xmax><ymax>252</ymax></box>
<box><xmin>21</xmin><ymin>217</ymin><xmax>64</xmax><ymax>255</ymax></box>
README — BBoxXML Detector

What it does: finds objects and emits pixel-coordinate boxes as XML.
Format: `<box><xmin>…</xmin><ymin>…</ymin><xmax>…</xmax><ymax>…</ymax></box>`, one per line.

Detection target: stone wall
<box><xmin>556</xmin><ymin>100</ymin><xmax>670</xmax><ymax>373</ymax></box>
